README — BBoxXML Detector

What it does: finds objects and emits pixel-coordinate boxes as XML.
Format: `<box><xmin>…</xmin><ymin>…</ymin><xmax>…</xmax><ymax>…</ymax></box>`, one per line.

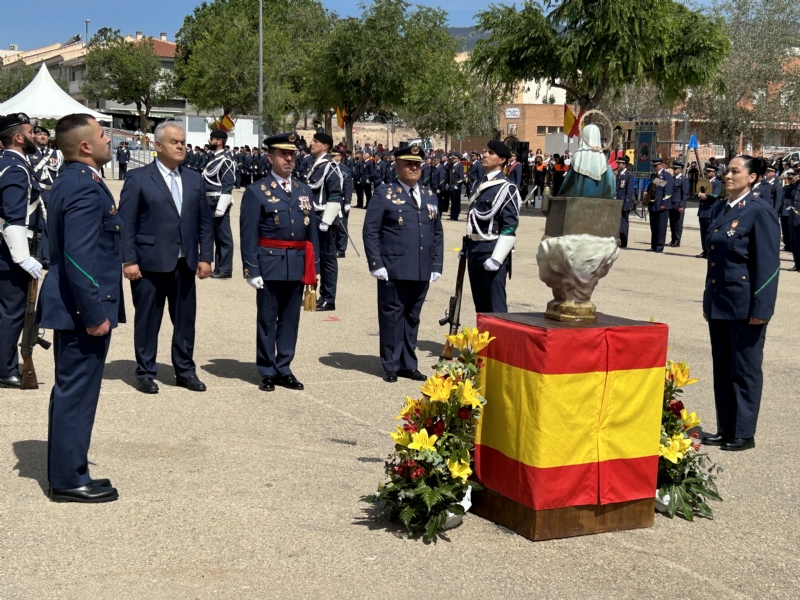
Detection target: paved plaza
<box><xmin>2</xmin><ymin>180</ymin><xmax>798</xmax><ymax>598</ymax></box>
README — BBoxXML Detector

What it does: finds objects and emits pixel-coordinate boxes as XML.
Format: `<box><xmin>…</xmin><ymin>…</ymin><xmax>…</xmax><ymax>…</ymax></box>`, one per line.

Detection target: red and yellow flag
<box><xmin>563</xmin><ymin>104</ymin><xmax>583</xmax><ymax>138</ymax></box>
<box><xmin>474</xmin><ymin>314</ymin><xmax>667</xmax><ymax>511</ymax></box>
<box><xmin>335</xmin><ymin>105</ymin><xmax>347</xmax><ymax>129</ymax></box>
<box><xmin>219</xmin><ymin>113</ymin><xmax>235</xmax><ymax>133</ymax></box>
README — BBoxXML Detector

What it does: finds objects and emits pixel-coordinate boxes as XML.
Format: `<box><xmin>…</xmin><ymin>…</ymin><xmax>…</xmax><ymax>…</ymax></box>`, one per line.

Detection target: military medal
<box><xmin>274</xmin><ymin>210</ymin><xmax>280</xmax><ymax>225</ymax></box>
<box><xmin>398</xmin><ymin>216</ymin><xmax>404</xmax><ymax>226</ymax></box>
<box><xmin>396</xmin><ymin>187</ymin><xmax>402</xmax><ymax>193</ymax></box>
<box><xmin>270</xmin><ymin>181</ymin><xmax>277</xmax><ymax>189</ymax></box>
<box><xmin>428</xmin><ymin>190</ymin><xmax>433</xmax><ymax>196</ymax></box>
<box><xmin>392</xmin><ymin>199</ymin><xmax>404</xmax><ymax>205</ymax></box>
<box><xmin>304</xmin><ymin>216</ymin><xmax>310</xmax><ymax>226</ymax></box>
<box><xmin>265</xmin><ymin>190</ymin><xmax>271</xmax><ymax>196</ymax></box>
<box><xmin>727</xmin><ymin>220</ymin><xmax>738</xmax><ymax>237</ymax></box>
<box><xmin>92</xmin><ymin>172</ymin><xmax>100</xmax><ymax>182</ymax></box>
<box><xmin>427</xmin><ymin>204</ymin><xmax>437</xmax><ymax>219</ymax></box>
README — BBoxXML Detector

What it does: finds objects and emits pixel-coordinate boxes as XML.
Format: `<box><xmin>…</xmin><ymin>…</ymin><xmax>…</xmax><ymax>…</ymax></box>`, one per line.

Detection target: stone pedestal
<box><xmin>544</xmin><ymin>196</ymin><xmax>621</xmax><ymax>240</ymax></box>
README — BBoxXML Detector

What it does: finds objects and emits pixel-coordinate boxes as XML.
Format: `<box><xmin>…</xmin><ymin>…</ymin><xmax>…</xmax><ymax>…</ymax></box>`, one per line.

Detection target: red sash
<box><xmin>258</xmin><ymin>239</ymin><xmax>316</xmax><ymax>285</ymax></box>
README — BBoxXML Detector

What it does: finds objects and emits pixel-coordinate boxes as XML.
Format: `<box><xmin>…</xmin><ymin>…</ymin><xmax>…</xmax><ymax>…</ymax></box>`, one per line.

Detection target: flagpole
<box><xmin>258</xmin><ymin>0</ymin><xmax>263</xmax><ymax>143</ymax></box>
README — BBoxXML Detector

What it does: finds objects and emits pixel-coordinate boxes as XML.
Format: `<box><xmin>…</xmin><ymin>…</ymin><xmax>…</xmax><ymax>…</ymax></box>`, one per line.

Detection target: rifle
<box><xmin>20</xmin><ymin>205</ymin><xmax>51</xmax><ymax>390</ymax></box>
<box><xmin>439</xmin><ymin>236</ymin><xmax>468</xmax><ymax>360</ymax></box>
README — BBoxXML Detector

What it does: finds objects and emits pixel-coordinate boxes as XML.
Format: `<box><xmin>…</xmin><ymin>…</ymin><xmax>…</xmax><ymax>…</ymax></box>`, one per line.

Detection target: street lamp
<box><xmin>85</xmin><ymin>19</ymin><xmax>90</xmax><ymax>44</ymax></box>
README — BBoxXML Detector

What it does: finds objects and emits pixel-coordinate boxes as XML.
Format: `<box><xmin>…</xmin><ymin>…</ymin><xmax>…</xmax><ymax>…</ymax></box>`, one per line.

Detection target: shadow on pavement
<box><xmin>104</xmin><ymin>359</ymin><xmax>179</xmax><ymax>389</ymax></box>
<box><xmin>416</xmin><ymin>340</ymin><xmax>444</xmax><ymax>358</ymax></box>
<box><xmin>352</xmin><ymin>504</ymin><xmax>456</xmax><ymax>544</ymax></box>
<box><xmin>318</xmin><ymin>352</ymin><xmax>383</xmax><ymax>377</ymax></box>
<box><xmin>201</xmin><ymin>358</ymin><xmax>260</xmax><ymax>384</ymax></box>
<box><xmin>11</xmin><ymin>440</ymin><xmax>49</xmax><ymax>496</ymax></box>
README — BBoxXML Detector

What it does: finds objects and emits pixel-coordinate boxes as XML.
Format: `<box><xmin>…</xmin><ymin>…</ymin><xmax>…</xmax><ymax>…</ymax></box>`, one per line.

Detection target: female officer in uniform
<box><xmin>702</xmin><ymin>156</ymin><xmax>780</xmax><ymax>452</ymax></box>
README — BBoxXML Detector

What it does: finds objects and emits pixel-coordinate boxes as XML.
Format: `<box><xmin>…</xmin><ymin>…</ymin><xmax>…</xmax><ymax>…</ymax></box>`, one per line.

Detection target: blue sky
<box><xmin>0</xmin><ymin>0</ymin><xmax>485</xmax><ymax>51</ymax></box>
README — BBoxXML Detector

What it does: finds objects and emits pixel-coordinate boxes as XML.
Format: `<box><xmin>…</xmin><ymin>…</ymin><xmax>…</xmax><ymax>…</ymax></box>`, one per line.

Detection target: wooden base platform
<box><xmin>471</xmin><ymin>487</ymin><xmax>654</xmax><ymax>541</ymax></box>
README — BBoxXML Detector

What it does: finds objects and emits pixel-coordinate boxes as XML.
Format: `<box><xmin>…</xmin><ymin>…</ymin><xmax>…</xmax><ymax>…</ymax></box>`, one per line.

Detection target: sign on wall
<box><xmin>504</xmin><ymin>107</ymin><xmax>521</xmax><ymax>119</ymax></box>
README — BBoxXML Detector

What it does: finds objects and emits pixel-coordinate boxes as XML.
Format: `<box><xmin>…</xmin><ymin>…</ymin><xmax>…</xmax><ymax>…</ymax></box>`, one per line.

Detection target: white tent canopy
<box><xmin>0</xmin><ymin>63</ymin><xmax>109</xmax><ymax>122</ymax></box>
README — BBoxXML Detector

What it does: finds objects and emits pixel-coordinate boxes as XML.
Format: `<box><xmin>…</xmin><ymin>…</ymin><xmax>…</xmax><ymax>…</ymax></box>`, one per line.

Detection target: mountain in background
<box><xmin>447</xmin><ymin>26</ymin><xmax>486</xmax><ymax>52</ymax></box>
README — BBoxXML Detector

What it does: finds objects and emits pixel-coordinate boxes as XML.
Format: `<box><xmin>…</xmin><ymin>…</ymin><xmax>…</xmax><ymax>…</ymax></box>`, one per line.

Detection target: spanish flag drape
<box><xmin>563</xmin><ymin>105</ymin><xmax>583</xmax><ymax>138</ymax></box>
<box><xmin>474</xmin><ymin>314</ymin><xmax>668</xmax><ymax>511</ymax></box>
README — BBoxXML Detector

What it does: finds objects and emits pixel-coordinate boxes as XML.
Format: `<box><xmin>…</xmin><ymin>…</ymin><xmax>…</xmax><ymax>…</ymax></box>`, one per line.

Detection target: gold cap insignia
<box><xmin>288</xmin><ymin>133</ymin><xmax>297</xmax><ymax>142</ymax></box>
<box><xmin>411</xmin><ymin>146</ymin><xmax>420</xmax><ymax>154</ymax></box>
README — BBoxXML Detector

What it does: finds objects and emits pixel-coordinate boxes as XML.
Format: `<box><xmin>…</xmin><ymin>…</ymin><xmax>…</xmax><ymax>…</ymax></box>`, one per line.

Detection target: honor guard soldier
<box><xmin>780</xmin><ymin>169</ymin><xmax>796</xmax><ymax>252</ymax></box>
<box><xmin>465</xmin><ymin>140</ymin><xmax>521</xmax><ymax>313</ymax></box>
<box><xmin>615</xmin><ymin>156</ymin><xmax>634</xmax><ymax>247</ymax></box>
<box><xmin>239</xmin><ymin>133</ymin><xmax>320</xmax><ymax>392</ymax></box>
<box><xmin>183</xmin><ymin>144</ymin><xmax>193</xmax><ymax>169</ymax></box>
<box><xmin>696</xmin><ymin>164</ymin><xmax>722</xmax><ymax>258</ymax></box>
<box><xmin>753</xmin><ymin>164</ymin><xmax>782</xmax><ymax>213</ymax></box>
<box><xmin>116</xmin><ymin>140</ymin><xmax>130</xmax><ymax>180</ymax></box>
<box><xmin>448</xmin><ymin>153</ymin><xmax>464</xmax><ymax>220</ymax></box>
<box><xmin>353</xmin><ymin>153</ymin><xmax>365</xmax><ymax>208</ymax></box>
<box><xmin>362</xmin><ymin>145</ymin><xmax>443</xmax><ymax>383</ymax></box>
<box><xmin>648</xmin><ymin>156</ymin><xmax>673</xmax><ymax>252</ymax></box>
<box><xmin>431</xmin><ymin>154</ymin><xmax>446</xmax><ymax>213</ymax></box>
<box><xmin>371</xmin><ymin>152</ymin><xmax>386</xmax><ymax>193</ymax></box>
<box><xmin>331</xmin><ymin>147</ymin><xmax>352</xmax><ymax>258</ymax></box>
<box><xmin>203</xmin><ymin>129</ymin><xmax>236</xmax><ymax>278</ymax></box>
<box><xmin>30</xmin><ymin>124</ymin><xmax>63</xmax><ymax>267</ymax></box>
<box><xmin>467</xmin><ymin>150</ymin><xmax>485</xmax><ymax>195</ymax></box>
<box><xmin>0</xmin><ymin>113</ymin><xmax>44</xmax><ymax>388</ymax></box>
<box><xmin>421</xmin><ymin>156</ymin><xmax>431</xmax><ymax>187</ymax></box>
<box><xmin>702</xmin><ymin>156</ymin><xmax>780</xmax><ymax>452</ymax></box>
<box><xmin>38</xmin><ymin>113</ymin><xmax>124</xmax><ymax>502</ymax></box>
<box><xmin>668</xmin><ymin>161</ymin><xmax>690</xmax><ymax>247</ymax></box>
<box><xmin>234</xmin><ymin>146</ymin><xmax>243</xmax><ymax>188</ymax></box>
<box><xmin>506</xmin><ymin>149</ymin><xmax>523</xmax><ymax>187</ymax></box>
<box><xmin>306</xmin><ymin>132</ymin><xmax>344</xmax><ymax>311</ymax></box>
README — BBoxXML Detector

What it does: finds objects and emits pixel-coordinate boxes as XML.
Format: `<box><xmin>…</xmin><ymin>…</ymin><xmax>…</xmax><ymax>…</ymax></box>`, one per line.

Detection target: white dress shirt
<box><xmin>155</xmin><ymin>159</ymin><xmax>184</xmax><ymax>258</ymax></box>
<box><xmin>398</xmin><ymin>181</ymin><xmax>421</xmax><ymax>207</ymax></box>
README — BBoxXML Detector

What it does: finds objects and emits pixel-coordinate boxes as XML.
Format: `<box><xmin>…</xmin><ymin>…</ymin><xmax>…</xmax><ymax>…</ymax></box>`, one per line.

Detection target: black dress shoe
<box><xmin>137</xmin><ymin>377</ymin><xmax>159</xmax><ymax>394</ymax></box>
<box><xmin>276</xmin><ymin>374</ymin><xmax>304</xmax><ymax>390</ymax></box>
<box><xmin>0</xmin><ymin>374</ymin><xmax>21</xmax><ymax>388</ymax></box>
<box><xmin>721</xmin><ymin>437</ymin><xmax>755</xmax><ymax>451</ymax></box>
<box><xmin>91</xmin><ymin>478</ymin><xmax>112</xmax><ymax>488</ymax></box>
<box><xmin>383</xmin><ymin>371</ymin><xmax>398</xmax><ymax>383</ymax></box>
<box><xmin>316</xmin><ymin>301</ymin><xmax>336</xmax><ymax>311</ymax></box>
<box><xmin>211</xmin><ymin>272</ymin><xmax>232</xmax><ymax>279</ymax></box>
<box><xmin>259</xmin><ymin>376</ymin><xmax>275</xmax><ymax>392</ymax></box>
<box><xmin>49</xmin><ymin>483</ymin><xmax>119</xmax><ymax>503</ymax></box>
<box><xmin>789</xmin><ymin>266</ymin><xmax>800</xmax><ymax>272</ymax></box>
<box><xmin>336</xmin><ymin>251</ymin><xmax>346</xmax><ymax>258</ymax></box>
<box><xmin>176</xmin><ymin>374</ymin><xmax>207</xmax><ymax>392</ymax></box>
<box><xmin>672</xmin><ymin>243</ymin><xmax>680</xmax><ymax>248</ymax></box>
<box><xmin>398</xmin><ymin>369</ymin><xmax>427</xmax><ymax>381</ymax></box>
<box><xmin>668</xmin><ymin>241</ymin><xmax>676</xmax><ymax>247</ymax></box>
<box><xmin>701</xmin><ymin>433</ymin><xmax>729</xmax><ymax>446</ymax></box>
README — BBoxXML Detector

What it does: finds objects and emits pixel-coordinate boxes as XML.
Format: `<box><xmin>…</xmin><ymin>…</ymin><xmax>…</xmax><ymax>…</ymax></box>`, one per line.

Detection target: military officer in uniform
<box><xmin>467</xmin><ymin>150</ymin><xmax>485</xmax><ymax>195</ymax></box>
<box><xmin>465</xmin><ymin>140</ymin><xmax>521</xmax><ymax>313</ymax></box>
<box><xmin>353</xmin><ymin>152</ymin><xmax>365</xmax><ymax>208</ymax></box>
<box><xmin>648</xmin><ymin>157</ymin><xmax>673</xmax><ymax>252</ymax></box>
<box><xmin>183</xmin><ymin>144</ymin><xmax>194</xmax><ymax>170</ymax></box>
<box><xmin>431</xmin><ymin>154</ymin><xmax>446</xmax><ymax>214</ymax></box>
<box><xmin>787</xmin><ymin>177</ymin><xmax>800</xmax><ymax>271</ymax></box>
<box><xmin>39</xmin><ymin>113</ymin><xmax>123</xmax><ymax>502</ymax></box>
<box><xmin>362</xmin><ymin>145</ymin><xmax>443</xmax><ymax>383</ymax></box>
<box><xmin>421</xmin><ymin>155</ymin><xmax>431</xmax><ymax>187</ymax></box>
<box><xmin>702</xmin><ymin>156</ymin><xmax>780</xmax><ymax>452</ymax></box>
<box><xmin>30</xmin><ymin>124</ymin><xmax>63</xmax><ymax>268</ymax></box>
<box><xmin>385</xmin><ymin>154</ymin><xmax>397</xmax><ymax>184</ymax></box>
<box><xmin>371</xmin><ymin>152</ymin><xmax>386</xmax><ymax>194</ymax></box>
<box><xmin>668</xmin><ymin>161</ymin><xmax>690</xmax><ymax>247</ymax></box>
<box><xmin>615</xmin><ymin>156</ymin><xmax>634</xmax><ymax>248</ymax></box>
<box><xmin>448</xmin><ymin>153</ymin><xmax>464</xmax><ymax>221</ymax></box>
<box><xmin>780</xmin><ymin>169</ymin><xmax>796</xmax><ymax>251</ymax></box>
<box><xmin>306</xmin><ymin>132</ymin><xmax>343</xmax><ymax>311</ymax></box>
<box><xmin>331</xmin><ymin>147</ymin><xmax>352</xmax><ymax>258</ymax></box>
<box><xmin>506</xmin><ymin>149</ymin><xmax>523</xmax><ymax>187</ymax></box>
<box><xmin>116</xmin><ymin>141</ymin><xmax>130</xmax><ymax>180</ymax></box>
<box><xmin>752</xmin><ymin>164</ymin><xmax>782</xmax><ymax>213</ymax></box>
<box><xmin>203</xmin><ymin>129</ymin><xmax>236</xmax><ymax>278</ymax></box>
<box><xmin>0</xmin><ymin>113</ymin><xmax>44</xmax><ymax>389</ymax></box>
<box><xmin>696</xmin><ymin>165</ymin><xmax>722</xmax><ymax>258</ymax></box>
<box><xmin>239</xmin><ymin>133</ymin><xmax>319</xmax><ymax>392</ymax></box>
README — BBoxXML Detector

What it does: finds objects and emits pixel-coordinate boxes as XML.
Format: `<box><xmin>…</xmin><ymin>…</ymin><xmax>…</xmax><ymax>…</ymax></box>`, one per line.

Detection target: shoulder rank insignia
<box><xmin>396</xmin><ymin>186</ymin><xmax>402</xmax><ymax>193</ymax></box>
<box><xmin>738</xmin><ymin>200</ymin><xmax>746</xmax><ymax>209</ymax></box>
<box><xmin>398</xmin><ymin>216</ymin><xmax>404</xmax><ymax>226</ymax></box>
<box><xmin>270</xmin><ymin>180</ymin><xmax>277</xmax><ymax>189</ymax></box>
<box><xmin>92</xmin><ymin>172</ymin><xmax>100</xmax><ymax>182</ymax></box>
<box><xmin>261</xmin><ymin>184</ymin><xmax>267</xmax><ymax>191</ymax></box>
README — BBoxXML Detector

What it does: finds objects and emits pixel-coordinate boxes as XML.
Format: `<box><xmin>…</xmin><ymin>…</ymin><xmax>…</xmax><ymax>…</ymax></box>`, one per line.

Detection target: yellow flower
<box><xmin>408</xmin><ymin>429</ymin><xmax>438</xmax><ymax>452</ymax></box>
<box><xmin>681</xmin><ymin>409</ymin><xmax>701</xmax><ymax>430</ymax></box>
<box><xmin>389</xmin><ymin>427</ymin><xmax>412</xmax><ymax>446</ymax></box>
<box><xmin>464</xmin><ymin>327</ymin><xmax>496</xmax><ymax>353</ymax></box>
<box><xmin>458</xmin><ymin>378</ymin><xmax>482</xmax><ymax>410</ymax></box>
<box><xmin>444</xmin><ymin>332</ymin><xmax>468</xmax><ymax>351</ymax></box>
<box><xmin>667</xmin><ymin>360</ymin><xmax>698</xmax><ymax>388</ymax></box>
<box><xmin>659</xmin><ymin>433</ymin><xmax>692</xmax><ymax>463</ymax></box>
<box><xmin>447</xmin><ymin>458</ymin><xmax>473</xmax><ymax>482</ymax></box>
<box><xmin>420</xmin><ymin>373</ymin><xmax>454</xmax><ymax>403</ymax></box>
<box><xmin>395</xmin><ymin>396</ymin><xmax>422</xmax><ymax>420</ymax></box>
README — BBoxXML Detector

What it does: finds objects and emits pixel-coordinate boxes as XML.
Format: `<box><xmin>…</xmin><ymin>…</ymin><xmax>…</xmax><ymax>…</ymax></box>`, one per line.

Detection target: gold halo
<box><xmin>578</xmin><ymin>109</ymin><xmax>614</xmax><ymax>152</ymax></box>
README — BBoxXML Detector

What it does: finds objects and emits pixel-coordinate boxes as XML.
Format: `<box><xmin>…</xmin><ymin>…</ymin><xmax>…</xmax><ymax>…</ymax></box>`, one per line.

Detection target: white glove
<box><xmin>40</xmin><ymin>203</ymin><xmax>48</xmax><ymax>223</ymax></box>
<box><xmin>457</xmin><ymin>250</ymin><xmax>465</xmax><ymax>260</ymax></box>
<box><xmin>344</xmin><ymin>204</ymin><xmax>351</xmax><ymax>213</ymax></box>
<box><xmin>214</xmin><ymin>193</ymin><xmax>234</xmax><ymax>217</ymax></box>
<box><xmin>319</xmin><ymin>222</ymin><xmax>330</xmax><ymax>232</ymax></box>
<box><xmin>247</xmin><ymin>276</ymin><xmax>264</xmax><ymax>290</ymax></box>
<box><xmin>371</xmin><ymin>267</ymin><xmax>389</xmax><ymax>281</ymax></box>
<box><xmin>19</xmin><ymin>257</ymin><xmax>44</xmax><ymax>279</ymax></box>
<box><xmin>484</xmin><ymin>258</ymin><xmax>501</xmax><ymax>271</ymax></box>
<box><xmin>430</xmin><ymin>272</ymin><xmax>441</xmax><ymax>283</ymax></box>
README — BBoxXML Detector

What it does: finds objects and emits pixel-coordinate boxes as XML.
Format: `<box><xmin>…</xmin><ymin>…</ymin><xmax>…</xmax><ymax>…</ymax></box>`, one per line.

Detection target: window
<box><xmin>537</xmin><ymin>126</ymin><xmax>547</xmax><ymax>135</ymax></box>
<box><xmin>252</xmin><ymin>120</ymin><xmax>261</xmax><ymax>135</ymax></box>
<box><xmin>507</xmin><ymin>123</ymin><xmax>517</xmax><ymax>136</ymax></box>
<box><xmin>188</xmin><ymin>117</ymin><xmax>206</xmax><ymax>133</ymax></box>
<box><xmin>547</xmin><ymin>126</ymin><xmax>563</xmax><ymax>134</ymax></box>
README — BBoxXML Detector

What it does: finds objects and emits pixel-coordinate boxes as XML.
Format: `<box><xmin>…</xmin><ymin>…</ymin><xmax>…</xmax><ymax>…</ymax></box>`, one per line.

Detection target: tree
<box><xmin>471</xmin><ymin>0</ymin><xmax>730</xmax><ymax>112</ymax></box>
<box><xmin>686</xmin><ymin>0</ymin><xmax>800</xmax><ymax>158</ymax></box>
<box><xmin>303</xmin><ymin>0</ymin><xmax>457</xmax><ymax>150</ymax></box>
<box><xmin>0</xmin><ymin>61</ymin><xmax>67</xmax><ymax>103</ymax></box>
<box><xmin>82</xmin><ymin>29</ymin><xmax>174</xmax><ymax>132</ymax></box>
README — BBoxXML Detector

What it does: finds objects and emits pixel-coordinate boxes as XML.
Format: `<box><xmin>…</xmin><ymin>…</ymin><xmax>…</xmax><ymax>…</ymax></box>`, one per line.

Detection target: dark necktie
<box><xmin>724</xmin><ymin>203</ymin><xmax>731</xmax><ymax>215</ymax></box>
<box><xmin>409</xmin><ymin>187</ymin><xmax>417</xmax><ymax>207</ymax></box>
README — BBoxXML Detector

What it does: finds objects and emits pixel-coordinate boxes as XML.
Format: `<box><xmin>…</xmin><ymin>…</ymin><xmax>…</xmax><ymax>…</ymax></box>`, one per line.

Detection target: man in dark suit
<box><xmin>39</xmin><ymin>113</ymin><xmax>123</xmax><ymax>502</ymax></box>
<box><xmin>615</xmin><ymin>156</ymin><xmax>634</xmax><ymax>248</ymax></box>
<box><xmin>119</xmin><ymin>121</ymin><xmax>215</xmax><ymax>394</ymax></box>
<box><xmin>362</xmin><ymin>145</ymin><xmax>444</xmax><ymax>383</ymax></box>
<box><xmin>668</xmin><ymin>161</ymin><xmax>690</xmax><ymax>247</ymax></box>
<box><xmin>648</xmin><ymin>157</ymin><xmax>673</xmax><ymax>252</ymax></box>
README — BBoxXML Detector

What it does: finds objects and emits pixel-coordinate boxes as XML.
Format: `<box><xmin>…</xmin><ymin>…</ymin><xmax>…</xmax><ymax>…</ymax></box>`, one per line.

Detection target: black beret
<box><xmin>263</xmin><ymin>132</ymin><xmax>300</xmax><ymax>151</ymax></box>
<box><xmin>671</xmin><ymin>161</ymin><xmax>683</xmax><ymax>168</ymax></box>
<box><xmin>33</xmin><ymin>125</ymin><xmax>50</xmax><ymax>136</ymax></box>
<box><xmin>314</xmin><ymin>132</ymin><xmax>334</xmax><ymax>147</ymax></box>
<box><xmin>0</xmin><ymin>112</ymin><xmax>30</xmax><ymax>132</ymax></box>
<box><xmin>487</xmin><ymin>140</ymin><xmax>511</xmax><ymax>159</ymax></box>
<box><xmin>210</xmin><ymin>129</ymin><xmax>228</xmax><ymax>140</ymax></box>
<box><xmin>392</xmin><ymin>145</ymin><xmax>425</xmax><ymax>162</ymax></box>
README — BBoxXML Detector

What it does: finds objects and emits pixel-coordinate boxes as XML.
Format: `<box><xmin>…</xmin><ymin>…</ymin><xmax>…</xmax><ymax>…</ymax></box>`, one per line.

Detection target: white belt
<box><xmin>206</xmin><ymin>192</ymin><xmax>221</xmax><ymax>197</ymax></box>
<box><xmin>40</xmin><ymin>184</ymin><xmax>52</xmax><ymax>191</ymax></box>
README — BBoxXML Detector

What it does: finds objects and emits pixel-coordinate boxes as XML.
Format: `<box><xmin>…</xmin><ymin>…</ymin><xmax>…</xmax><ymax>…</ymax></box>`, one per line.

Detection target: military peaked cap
<box><xmin>393</xmin><ymin>145</ymin><xmax>425</xmax><ymax>162</ymax></box>
<box><xmin>263</xmin><ymin>132</ymin><xmax>300</xmax><ymax>151</ymax></box>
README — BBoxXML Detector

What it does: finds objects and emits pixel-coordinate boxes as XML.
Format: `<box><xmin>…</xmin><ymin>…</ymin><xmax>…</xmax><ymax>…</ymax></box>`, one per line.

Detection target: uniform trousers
<box><xmin>781</xmin><ymin>215</ymin><xmax>792</xmax><ymax>250</ymax></box>
<box><xmin>119</xmin><ymin>163</ymin><xmax>128</xmax><ymax>180</ymax></box>
<box><xmin>256</xmin><ymin>280</ymin><xmax>303</xmax><ymax>377</ymax></box>
<box><xmin>317</xmin><ymin>221</ymin><xmax>339</xmax><ymax>304</ymax></box>
<box><xmin>377</xmin><ymin>279</ymin><xmax>428</xmax><ymax>373</ymax></box>
<box><xmin>337</xmin><ymin>210</ymin><xmax>350</xmax><ymax>254</ymax></box>
<box><xmin>130</xmin><ymin>257</ymin><xmax>197</xmax><ymax>380</ymax></box>
<box><xmin>619</xmin><ymin>209</ymin><xmax>630</xmax><ymax>248</ymax></box>
<box><xmin>668</xmin><ymin>208</ymin><xmax>684</xmax><ymax>244</ymax></box>
<box><xmin>437</xmin><ymin>191</ymin><xmax>449</xmax><ymax>215</ymax></box>
<box><xmin>234</xmin><ymin>170</ymin><xmax>241</xmax><ymax>189</ymax></box>
<box><xmin>48</xmin><ymin>329</ymin><xmax>111</xmax><ymax>489</ymax></box>
<box><xmin>449</xmin><ymin>187</ymin><xmax>462</xmax><ymax>220</ymax></box>
<box><xmin>242</xmin><ymin>172</ymin><xmax>251</xmax><ymax>187</ymax></box>
<box><xmin>354</xmin><ymin>182</ymin><xmax>365</xmax><ymax>208</ymax></box>
<box><xmin>699</xmin><ymin>217</ymin><xmax>712</xmax><ymax>256</ymax></box>
<box><xmin>789</xmin><ymin>224</ymin><xmax>800</xmax><ymax>268</ymax></box>
<box><xmin>211</xmin><ymin>202</ymin><xmax>234</xmax><ymax>274</ymax></box>
<box><xmin>649</xmin><ymin>209</ymin><xmax>669</xmax><ymax>252</ymax></box>
<box><xmin>364</xmin><ymin>183</ymin><xmax>374</xmax><ymax>208</ymax></box>
<box><xmin>0</xmin><ymin>266</ymin><xmax>28</xmax><ymax>378</ymax></box>
<box><xmin>708</xmin><ymin>319</ymin><xmax>767</xmax><ymax>439</ymax></box>
<box><xmin>39</xmin><ymin>190</ymin><xmax>50</xmax><ymax>266</ymax></box>
<box><xmin>467</xmin><ymin>242</ymin><xmax>509</xmax><ymax>313</ymax></box>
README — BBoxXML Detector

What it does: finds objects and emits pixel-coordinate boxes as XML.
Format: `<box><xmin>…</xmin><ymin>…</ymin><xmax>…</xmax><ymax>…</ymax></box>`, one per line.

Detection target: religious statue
<box><xmin>557</xmin><ymin>123</ymin><xmax>616</xmax><ymax>199</ymax></box>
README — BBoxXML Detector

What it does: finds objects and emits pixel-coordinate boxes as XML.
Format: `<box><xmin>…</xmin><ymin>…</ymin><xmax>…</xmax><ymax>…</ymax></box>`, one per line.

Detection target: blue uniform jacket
<box><xmin>781</xmin><ymin>184</ymin><xmax>794</xmax><ymax>215</ymax></box>
<box><xmin>39</xmin><ymin>162</ymin><xmax>124</xmax><ymax>330</ymax></box>
<box><xmin>0</xmin><ymin>151</ymin><xmax>38</xmax><ymax>270</ymax></box>
<box><xmin>753</xmin><ymin>177</ymin><xmax>782</xmax><ymax>213</ymax></box>
<box><xmin>616</xmin><ymin>169</ymin><xmax>635</xmax><ymax>210</ymax></box>
<box><xmin>468</xmin><ymin>160</ymin><xmax>485</xmax><ymax>193</ymax></box>
<box><xmin>307</xmin><ymin>155</ymin><xmax>343</xmax><ymax>218</ymax></box>
<box><xmin>361</xmin><ymin>159</ymin><xmax>374</xmax><ymax>185</ymax></box>
<box><xmin>506</xmin><ymin>162</ymin><xmax>522</xmax><ymax>187</ymax></box>
<box><xmin>697</xmin><ymin>177</ymin><xmax>722</xmax><ymax>218</ymax></box>
<box><xmin>466</xmin><ymin>178</ymin><xmax>521</xmax><ymax>255</ymax></box>
<box><xmin>362</xmin><ymin>183</ymin><xmax>444</xmax><ymax>281</ymax></box>
<box><xmin>649</xmin><ymin>169</ymin><xmax>673</xmax><ymax>212</ymax></box>
<box><xmin>118</xmin><ymin>161</ymin><xmax>214</xmax><ymax>272</ymax></box>
<box><xmin>448</xmin><ymin>161</ymin><xmax>463</xmax><ymax>188</ymax></box>
<box><xmin>430</xmin><ymin>164</ymin><xmax>445</xmax><ymax>193</ymax></box>
<box><xmin>787</xmin><ymin>186</ymin><xmax>800</xmax><ymax>226</ymax></box>
<box><xmin>703</xmin><ymin>192</ymin><xmax>780</xmax><ymax>321</ymax></box>
<box><xmin>239</xmin><ymin>176</ymin><xmax>320</xmax><ymax>281</ymax></box>
<box><xmin>116</xmin><ymin>147</ymin><xmax>130</xmax><ymax>165</ymax></box>
<box><xmin>420</xmin><ymin>162</ymin><xmax>431</xmax><ymax>187</ymax></box>
<box><xmin>339</xmin><ymin>162</ymin><xmax>353</xmax><ymax>206</ymax></box>
<box><xmin>371</xmin><ymin>160</ymin><xmax>386</xmax><ymax>186</ymax></box>
<box><xmin>670</xmin><ymin>175</ymin><xmax>690</xmax><ymax>209</ymax></box>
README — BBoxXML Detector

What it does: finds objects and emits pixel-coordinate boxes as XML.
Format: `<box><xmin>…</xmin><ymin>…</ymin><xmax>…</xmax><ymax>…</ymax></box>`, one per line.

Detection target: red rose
<box><xmin>692</xmin><ymin>442</ymin><xmax>701</xmax><ymax>451</ymax></box>
<box><xmin>476</xmin><ymin>358</ymin><xmax>484</xmax><ymax>369</ymax></box>
<box><xmin>669</xmin><ymin>401</ymin><xmax>684</xmax><ymax>416</ymax></box>
<box><xmin>689</xmin><ymin>431</ymin><xmax>699</xmax><ymax>439</ymax></box>
<box><xmin>411</xmin><ymin>467</ymin><xmax>426</xmax><ymax>480</ymax></box>
<box><xmin>458</xmin><ymin>407</ymin><xmax>471</xmax><ymax>420</ymax></box>
<box><xmin>431</xmin><ymin>420</ymin><xmax>445</xmax><ymax>437</ymax></box>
